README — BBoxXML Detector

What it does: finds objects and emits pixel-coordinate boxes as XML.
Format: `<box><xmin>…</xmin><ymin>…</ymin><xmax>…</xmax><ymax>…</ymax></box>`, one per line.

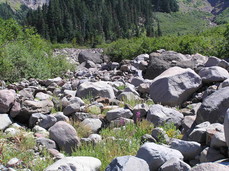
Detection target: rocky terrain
<box><xmin>1</xmin><ymin>49</ymin><xmax>229</xmax><ymax>170</ymax></box>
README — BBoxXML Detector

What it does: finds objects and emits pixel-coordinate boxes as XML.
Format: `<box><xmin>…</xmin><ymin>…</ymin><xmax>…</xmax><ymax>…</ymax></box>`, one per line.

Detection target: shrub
<box><xmin>0</xmin><ymin>19</ymin><xmax>74</xmax><ymax>82</ymax></box>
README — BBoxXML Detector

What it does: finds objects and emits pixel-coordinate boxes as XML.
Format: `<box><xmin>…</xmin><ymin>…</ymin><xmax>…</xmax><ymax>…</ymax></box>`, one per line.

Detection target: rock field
<box><xmin>1</xmin><ymin>49</ymin><xmax>229</xmax><ymax>171</ymax></box>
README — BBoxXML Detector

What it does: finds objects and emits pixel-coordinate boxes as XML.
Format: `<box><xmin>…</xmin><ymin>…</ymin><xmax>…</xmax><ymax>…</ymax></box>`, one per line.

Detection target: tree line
<box><xmin>25</xmin><ymin>0</ymin><xmax>179</xmax><ymax>45</ymax></box>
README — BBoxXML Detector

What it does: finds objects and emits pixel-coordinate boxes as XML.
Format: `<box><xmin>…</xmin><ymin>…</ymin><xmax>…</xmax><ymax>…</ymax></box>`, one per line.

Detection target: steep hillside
<box><xmin>177</xmin><ymin>0</ymin><xmax>229</xmax><ymax>14</ymax></box>
<box><xmin>0</xmin><ymin>0</ymin><xmax>48</xmax><ymax>10</ymax></box>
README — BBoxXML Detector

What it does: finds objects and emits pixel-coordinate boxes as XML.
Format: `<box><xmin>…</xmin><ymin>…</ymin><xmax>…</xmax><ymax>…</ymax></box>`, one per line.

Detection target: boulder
<box><xmin>0</xmin><ymin>89</ymin><xmax>16</xmax><ymax>113</ymax></box>
<box><xmin>146</xmin><ymin>104</ymin><xmax>184</xmax><ymax>126</ymax></box>
<box><xmin>80</xmin><ymin>118</ymin><xmax>102</xmax><ymax>133</ymax></box>
<box><xmin>88</xmin><ymin>134</ymin><xmax>102</xmax><ymax>144</ymax></box>
<box><xmin>77</xmin><ymin>81</ymin><xmax>115</xmax><ymax>99</ymax></box>
<box><xmin>36</xmin><ymin>137</ymin><xmax>57</xmax><ymax>149</ymax></box>
<box><xmin>16</xmin><ymin>99</ymin><xmax>54</xmax><ymax>123</ymax></box>
<box><xmin>136</xmin><ymin>142</ymin><xmax>183</xmax><ymax>171</ymax></box>
<box><xmin>117</xmin><ymin>92</ymin><xmax>140</xmax><ymax>101</ymax></box>
<box><xmin>52</xmin><ymin>112</ymin><xmax>69</xmax><ymax>122</ymax></box>
<box><xmin>198</xmin><ymin>66</ymin><xmax>229</xmax><ymax>83</ymax></box>
<box><xmin>200</xmin><ymin>147</ymin><xmax>225</xmax><ymax>162</ymax></box>
<box><xmin>38</xmin><ymin>115</ymin><xmax>57</xmax><ymax>129</ymax></box>
<box><xmin>188</xmin><ymin>121</ymin><xmax>210</xmax><ymax>143</ymax></box>
<box><xmin>210</xmin><ymin>132</ymin><xmax>227</xmax><ymax>148</ymax></box>
<box><xmin>44</xmin><ymin>156</ymin><xmax>101</xmax><ymax>171</ymax></box>
<box><xmin>159</xmin><ymin>157</ymin><xmax>191</xmax><ymax>171</ymax></box>
<box><xmin>45</xmin><ymin>77</ymin><xmax>63</xmax><ymax>87</ymax></box>
<box><xmin>105</xmin><ymin>156</ymin><xmax>149</xmax><ymax>171</ymax></box>
<box><xmin>190</xmin><ymin>163</ymin><xmax>229</xmax><ymax>171</ymax></box>
<box><xmin>0</xmin><ymin>114</ymin><xmax>12</xmax><ymax>130</ymax></box>
<box><xmin>169</xmin><ymin>139</ymin><xmax>202</xmax><ymax>161</ymax></box>
<box><xmin>63</xmin><ymin>103</ymin><xmax>81</xmax><ymax>116</ymax></box>
<box><xmin>143</xmin><ymin>51</ymin><xmax>194</xmax><ymax>80</ymax></box>
<box><xmin>151</xmin><ymin>127</ymin><xmax>170</xmax><ymax>144</ymax></box>
<box><xmin>224</xmin><ymin>109</ymin><xmax>229</xmax><ymax>149</ymax></box>
<box><xmin>196</xmin><ymin>87</ymin><xmax>229</xmax><ymax>124</ymax></box>
<box><xmin>205</xmin><ymin>56</ymin><xmax>221</xmax><ymax>67</ymax></box>
<box><xmin>78</xmin><ymin>51</ymin><xmax>103</xmax><ymax>64</ymax></box>
<box><xmin>149</xmin><ymin>67</ymin><xmax>202</xmax><ymax>107</ymax></box>
<box><xmin>106</xmin><ymin>108</ymin><xmax>133</xmax><ymax>122</ymax></box>
<box><xmin>10</xmin><ymin>101</ymin><xmax>21</xmax><ymax>118</ymax></box>
<box><xmin>35</xmin><ymin>92</ymin><xmax>52</xmax><ymax>100</ymax></box>
<box><xmin>49</xmin><ymin>121</ymin><xmax>80</xmax><ymax>154</ymax></box>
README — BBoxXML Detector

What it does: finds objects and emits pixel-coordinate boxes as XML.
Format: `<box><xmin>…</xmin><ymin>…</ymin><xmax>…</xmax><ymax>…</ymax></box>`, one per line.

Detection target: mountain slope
<box><xmin>0</xmin><ymin>0</ymin><xmax>49</xmax><ymax>10</ymax></box>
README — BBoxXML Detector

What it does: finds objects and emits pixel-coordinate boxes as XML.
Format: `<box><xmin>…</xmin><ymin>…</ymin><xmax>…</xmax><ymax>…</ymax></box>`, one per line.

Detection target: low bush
<box><xmin>0</xmin><ymin>19</ymin><xmax>74</xmax><ymax>83</ymax></box>
<box><xmin>102</xmin><ymin>24</ymin><xmax>227</xmax><ymax>61</ymax></box>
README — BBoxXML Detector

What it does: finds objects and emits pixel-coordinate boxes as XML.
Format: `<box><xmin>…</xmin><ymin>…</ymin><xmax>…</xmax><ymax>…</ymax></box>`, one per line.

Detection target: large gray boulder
<box><xmin>169</xmin><ymin>139</ymin><xmax>202</xmax><ymax>161</ymax></box>
<box><xmin>146</xmin><ymin>104</ymin><xmax>184</xmax><ymax>127</ymax></box>
<box><xmin>136</xmin><ymin>142</ymin><xmax>183</xmax><ymax>171</ymax></box>
<box><xmin>143</xmin><ymin>51</ymin><xmax>195</xmax><ymax>80</ymax></box>
<box><xmin>198</xmin><ymin>66</ymin><xmax>229</xmax><ymax>83</ymax></box>
<box><xmin>78</xmin><ymin>51</ymin><xmax>103</xmax><ymax>64</ymax></box>
<box><xmin>0</xmin><ymin>89</ymin><xmax>16</xmax><ymax>113</ymax></box>
<box><xmin>77</xmin><ymin>81</ymin><xmax>115</xmax><ymax>99</ymax></box>
<box><xmin>149</xmin><ymin>67</ymin><xmax>202</xmax><ymax>107</ymax></box>
<box><xmin>196</xmin><ymin>87</ymin><xmax>229</xmax><ymax>124</ymax></box>
<box><xmin>49</xmin><ymin>121</ymin><xmax>80</xmax><ymax>154</ymax></box>
<box><xmin>105</xmin><ymin>155</ymin><xmax>149</xmax><ymax>171</ymax></box>
<box><xmin>0</xmin><ymin>114</ymin><xmax>12</xmax><ymax>130</ymax></box>
<box><xmin>44</xmin><ymin>156</ymin><xmax>101</xmax><ymax>171</ymax></box>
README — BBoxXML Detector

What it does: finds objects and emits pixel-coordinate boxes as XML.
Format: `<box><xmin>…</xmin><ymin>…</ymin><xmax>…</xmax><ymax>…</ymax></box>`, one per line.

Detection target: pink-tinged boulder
<box><xmin>0</xmin><ymin>90</ymin><xmax>16</xmax><ymax>113</ymax></box>
<box><xmin>149</xmin><ymin>67</ymin><xmax>202</xmax><ymax>107</ymax></box>
<box><xmin>49</xmin><ymin>121</ymin><xmax>80</xmax><ymax>154</ymax></box>
<box><xmin>190</xmin><ymin>162</ymin><xmax>229</xmax><ymax>171</ymax></box>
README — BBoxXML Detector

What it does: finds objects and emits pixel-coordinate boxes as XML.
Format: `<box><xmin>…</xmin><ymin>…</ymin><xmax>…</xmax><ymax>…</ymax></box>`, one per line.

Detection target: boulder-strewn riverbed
<box><xmin>0</xmin><ymin>49</ymin><xmax>229</xmax><ymax>171</ymax></box>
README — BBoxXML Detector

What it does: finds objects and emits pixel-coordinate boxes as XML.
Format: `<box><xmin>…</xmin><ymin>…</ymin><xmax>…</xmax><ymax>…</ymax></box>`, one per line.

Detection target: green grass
<box><xmin>154</xmin><ymin>11</ymin><xmax>213</xmax><ymax>36</ymax></box>
<box><xmin>0</xmin><ymin>130</ymin><xmax>54</xmax><ymax>170</ymax></box>
<box><xmin>72</xmin><ymin>120</ymin><xmax>154</xmax><ymax>170</ymax></box>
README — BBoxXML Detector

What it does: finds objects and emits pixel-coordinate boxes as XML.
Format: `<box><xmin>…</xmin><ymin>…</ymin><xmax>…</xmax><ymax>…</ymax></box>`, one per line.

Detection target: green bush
<box><xmin>0</xmin><ymin>19</ymin><xmax>74</xmax><ymax>82</ymax></box>
<box><xmin>102</xmin><ymin>25</ymin><xmax>227</xmax><ymax>61</ymax></box>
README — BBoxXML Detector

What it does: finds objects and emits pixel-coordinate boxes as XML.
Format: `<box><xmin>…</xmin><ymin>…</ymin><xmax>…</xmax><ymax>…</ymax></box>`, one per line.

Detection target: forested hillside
<box><xmin>25</xmin><ymin>0</ymin><xmax>179</xmax><ymax>44</ymax></box>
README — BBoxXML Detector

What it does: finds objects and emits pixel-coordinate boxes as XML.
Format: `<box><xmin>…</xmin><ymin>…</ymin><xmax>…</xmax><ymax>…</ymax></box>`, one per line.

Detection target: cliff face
<box><xmin>22</xmin><ymin>0</ymin><xmax>49</xmax><ymax>9</ymax></box>
<box><xmin>178</xmin><ymin>0</ymin><xmax>229</xmax><ymax>14</ymax></box>
<box><xmin>209</xmin><ymin>0</ymin><xmax>229</xmax><ymax>14</ymax></box>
